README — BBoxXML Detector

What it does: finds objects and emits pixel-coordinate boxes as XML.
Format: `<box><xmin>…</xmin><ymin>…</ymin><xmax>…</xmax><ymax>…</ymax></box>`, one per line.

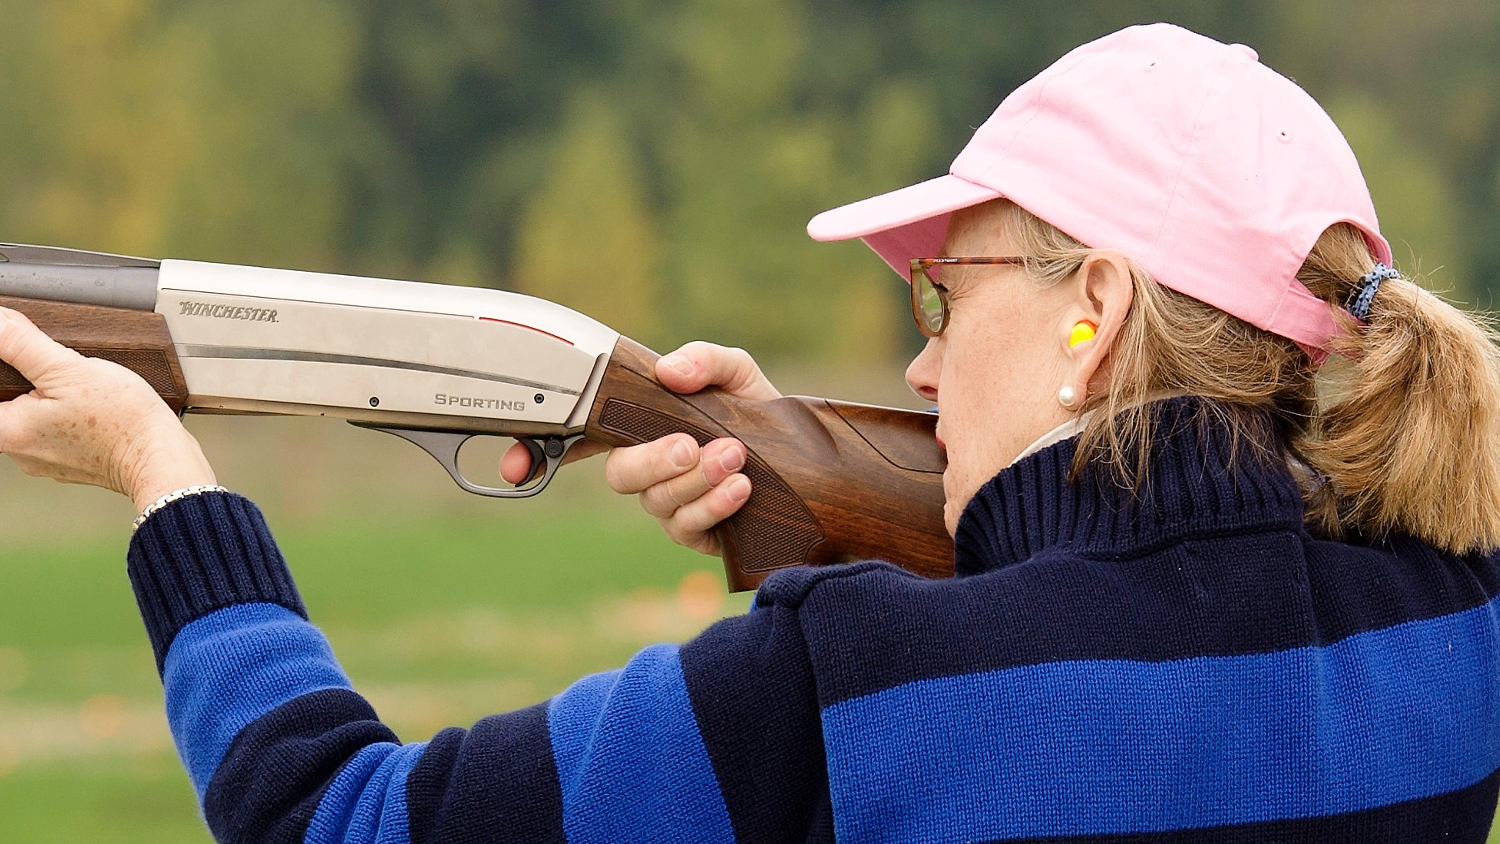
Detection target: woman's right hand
<box><xmin>604</xmin><ymin>342</ymin><xmax>780</xmax><ymax>555</ymax></box>
<box><xmin>500</xmin><ymin>342</ymin><xmax>780</xmax><ymax>556</ymax></box>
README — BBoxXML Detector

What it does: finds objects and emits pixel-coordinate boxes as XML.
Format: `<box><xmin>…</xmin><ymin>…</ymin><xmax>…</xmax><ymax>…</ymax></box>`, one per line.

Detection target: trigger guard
<box><xmin>354</xmin><ymin>424</ymin><xmax>583</xmax><ymax>499</ymax></box>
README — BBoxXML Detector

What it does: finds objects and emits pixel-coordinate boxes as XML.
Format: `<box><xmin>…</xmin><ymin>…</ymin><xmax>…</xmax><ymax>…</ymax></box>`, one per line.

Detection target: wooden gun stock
<box><xmin>585</xmin><ymin>337</ymin><xmax>954</xmax><ymax>591</ymax></box>
<box><xmin>0</xmin><ymin>296</ymin><xmax>189</xmax><ymax>411</ymax></box>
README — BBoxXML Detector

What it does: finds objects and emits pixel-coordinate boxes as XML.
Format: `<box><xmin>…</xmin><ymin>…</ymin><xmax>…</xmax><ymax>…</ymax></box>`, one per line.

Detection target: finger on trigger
<box><xmin>501</xmin><ymin>438</ymin><xmax>608</xmax><ymax>485</ymax></box>
<box><xmin>498</xmin><ymin>441</ymin><xmax>537</xmax><ymax>485</ymax></box>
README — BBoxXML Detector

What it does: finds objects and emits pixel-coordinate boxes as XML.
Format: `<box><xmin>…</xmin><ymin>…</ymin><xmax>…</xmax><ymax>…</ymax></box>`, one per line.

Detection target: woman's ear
<box><xmin>1060</xmin><ymin>251</ymin><xmax>1133</xmax><ymax>407</ymax></box>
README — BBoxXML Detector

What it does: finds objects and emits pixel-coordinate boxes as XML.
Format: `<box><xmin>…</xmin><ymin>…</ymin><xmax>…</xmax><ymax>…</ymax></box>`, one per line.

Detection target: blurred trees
<box><xmin>515</xmin><ymin>89</ymin><xmax>660</xmax><ymax>341</ymax></box>
<box><xmin>1</xmin><ymin>0</ymin><xmax>1496</xmax><ymax>364</ymax></box>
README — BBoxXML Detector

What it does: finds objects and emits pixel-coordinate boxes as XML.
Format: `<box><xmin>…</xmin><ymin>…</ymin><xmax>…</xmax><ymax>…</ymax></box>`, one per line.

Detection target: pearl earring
<box><xmin>1058</xmin><ymin>385</ymin><xmax>1078</xmax><ymax>408</ymax></box>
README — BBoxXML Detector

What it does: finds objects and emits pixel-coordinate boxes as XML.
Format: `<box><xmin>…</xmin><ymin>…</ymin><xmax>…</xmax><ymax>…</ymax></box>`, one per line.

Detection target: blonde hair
<box><xmin>991</xmin><ymin>200</ymin><xmax>1500</xmax><ymax>555</ymax></box>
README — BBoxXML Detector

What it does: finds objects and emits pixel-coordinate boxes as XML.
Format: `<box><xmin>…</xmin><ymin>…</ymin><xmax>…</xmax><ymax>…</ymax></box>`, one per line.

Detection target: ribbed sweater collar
<box><xmin>953</xmin><ymin>397</ymin><xmax>1307</xmax><ymax>576</ymax></box>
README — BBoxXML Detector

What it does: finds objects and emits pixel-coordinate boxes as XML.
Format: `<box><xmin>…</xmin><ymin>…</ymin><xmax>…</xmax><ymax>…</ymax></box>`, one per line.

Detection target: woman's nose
<box><xmin>905</xmin><ymin>336</ymin><xmax>941</xmax><ymax>404</ymax></box>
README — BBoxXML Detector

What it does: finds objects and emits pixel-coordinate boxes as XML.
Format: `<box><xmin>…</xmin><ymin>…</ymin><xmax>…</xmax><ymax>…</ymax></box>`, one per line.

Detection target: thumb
<box><xmin>0</xmin><ymin>308</ymin><xmax>80</xmax><ymax>392</ymax></box>
<box><xmin>655</xmin><ymin>341</ymin><xmax>781</xmax><ymax>401</ymax></box>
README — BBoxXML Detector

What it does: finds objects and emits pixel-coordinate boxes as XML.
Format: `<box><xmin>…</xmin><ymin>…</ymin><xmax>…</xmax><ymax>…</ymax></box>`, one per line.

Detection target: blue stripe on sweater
<box><xmin>823</xmin><ymin>595</ymin><xmax>1500</xmax><ymax>842</ymax></box>
<box><xmin>547</xmin><ymin>643</ymin><xmax>735</xmax><ymax>844</ymax></box>
<box><xmin>163</xmin><ymin>603</ymin><xmax>352</xmax><ymax>797</ymax></box>
<box><xmin>303</xmin><ymin>741</ymin><xmax>427</xmax><ymax>844</ymax></box>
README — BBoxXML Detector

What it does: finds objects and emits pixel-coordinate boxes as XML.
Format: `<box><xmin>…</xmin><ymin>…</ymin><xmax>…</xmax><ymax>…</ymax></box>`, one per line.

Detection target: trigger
<box><xmin>519</xmin><ymin>437</ymin><xmax>547</xmax><ymax>486</ymax></box>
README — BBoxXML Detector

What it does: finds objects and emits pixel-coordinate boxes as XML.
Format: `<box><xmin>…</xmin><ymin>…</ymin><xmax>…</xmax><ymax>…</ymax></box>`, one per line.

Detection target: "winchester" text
<box><xmin>178</xmin><ymin>301</ymin><xmax>279</xmax><ymax>322</ymax></box>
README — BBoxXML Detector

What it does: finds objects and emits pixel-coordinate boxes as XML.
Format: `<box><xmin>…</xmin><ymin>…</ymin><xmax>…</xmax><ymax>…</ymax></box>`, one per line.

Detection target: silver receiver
<box><xmin>0</xmin><ymin>243</ymin><xmax>622</xmax><ymax>498</ymax></box>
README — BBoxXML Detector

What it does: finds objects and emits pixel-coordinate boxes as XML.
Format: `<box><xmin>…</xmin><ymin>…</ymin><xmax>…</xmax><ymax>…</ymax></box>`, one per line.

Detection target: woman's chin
<box><xmin>941</xmin><ymin>486</ymin><xmax>967</xmax><ymax>538</ymax></box>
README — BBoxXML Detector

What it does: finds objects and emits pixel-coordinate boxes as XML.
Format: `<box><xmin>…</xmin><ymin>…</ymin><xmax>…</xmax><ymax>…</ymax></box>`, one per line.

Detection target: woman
<box><xmin>4</xmin><ymin>23</ymin><xmax>1500</xmax><ymax>844</ymax></box>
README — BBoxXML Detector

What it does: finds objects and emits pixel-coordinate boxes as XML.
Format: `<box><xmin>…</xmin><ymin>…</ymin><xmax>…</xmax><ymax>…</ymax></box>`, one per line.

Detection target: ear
<box><xmin>1060</xmin><ymin>251</ymin><xmax>1133</xmax><ymax>405</ymax></box>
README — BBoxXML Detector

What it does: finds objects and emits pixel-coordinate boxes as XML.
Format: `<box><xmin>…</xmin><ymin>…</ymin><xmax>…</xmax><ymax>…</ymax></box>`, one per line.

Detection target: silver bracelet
<box><xmin>131</xmin><ymin>485</ymin><xmax>230</xmax><ymax>532</ymax></box>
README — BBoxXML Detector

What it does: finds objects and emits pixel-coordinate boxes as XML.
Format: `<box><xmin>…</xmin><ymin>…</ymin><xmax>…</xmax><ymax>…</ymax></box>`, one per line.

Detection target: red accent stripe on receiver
<box><xmin>477</xmin><ymin>317</ymin><xmax>575</xmax><ymax>346</ymax></box>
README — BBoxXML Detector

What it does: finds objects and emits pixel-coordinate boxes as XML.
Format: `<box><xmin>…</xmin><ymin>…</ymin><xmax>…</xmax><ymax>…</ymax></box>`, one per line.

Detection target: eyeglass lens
<box><xmin>913</xmin><ymin>264</ymin><xmax>946</xmax><ymax>336</ymax></box>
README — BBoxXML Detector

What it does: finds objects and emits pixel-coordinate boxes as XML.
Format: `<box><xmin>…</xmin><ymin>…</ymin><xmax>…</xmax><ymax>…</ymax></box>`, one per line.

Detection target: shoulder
<box><xmin>1301</xmin><ymin>532</ymin><xmax>1500</xmax><ymax>643</ymax></box>
<box><xmin>735</xmin><ymin>530</ymin><xmax>1342</xmax><ymax>705</ymax></box>
<box><xmin>747</xmin><ymin>554</ymin><xmax>1130</xmax><ymax>708</ymax></box>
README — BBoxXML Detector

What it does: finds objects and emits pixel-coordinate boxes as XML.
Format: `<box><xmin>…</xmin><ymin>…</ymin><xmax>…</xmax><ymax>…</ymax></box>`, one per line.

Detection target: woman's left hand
<box><xmin>0</xmin><ymin>307</ymin><xmax>216</xmax><ymax>511</ymax></box>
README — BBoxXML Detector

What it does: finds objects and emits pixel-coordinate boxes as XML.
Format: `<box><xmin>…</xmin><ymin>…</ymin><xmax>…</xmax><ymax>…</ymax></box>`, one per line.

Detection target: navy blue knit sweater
<box><xmin>126</xmin><ymin>400</ymin><xmax>1500</xmax><ymax>843</ymax></box>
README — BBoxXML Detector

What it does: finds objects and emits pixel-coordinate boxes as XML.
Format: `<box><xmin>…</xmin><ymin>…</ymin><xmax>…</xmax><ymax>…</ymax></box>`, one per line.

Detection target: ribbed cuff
<box><xmin>127</xmin><ymin>491</ymin><xmax>307</xmax><ymax>675</ymax></box>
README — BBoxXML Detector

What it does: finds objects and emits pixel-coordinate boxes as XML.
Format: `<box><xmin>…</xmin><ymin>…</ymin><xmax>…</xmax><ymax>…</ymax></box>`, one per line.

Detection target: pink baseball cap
<box><xmin>806</xmin><ymin>23</ymin><xmax>1392</xmax><ymax>353</ymax></box>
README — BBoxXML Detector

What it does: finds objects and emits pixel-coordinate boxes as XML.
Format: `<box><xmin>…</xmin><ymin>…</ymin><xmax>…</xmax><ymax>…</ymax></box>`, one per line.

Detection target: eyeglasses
<box><xmin>908</xmin><ymin>256</ymin><xmax>1028</xmax><ymax>337</ymax></box>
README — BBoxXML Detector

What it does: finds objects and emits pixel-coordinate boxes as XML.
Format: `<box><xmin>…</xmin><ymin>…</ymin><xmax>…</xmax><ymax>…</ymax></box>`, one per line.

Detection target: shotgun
<box><xmin>0</xmin><ymin>243</ymin><xmax>953</xmax><ymax>591</ymax></box>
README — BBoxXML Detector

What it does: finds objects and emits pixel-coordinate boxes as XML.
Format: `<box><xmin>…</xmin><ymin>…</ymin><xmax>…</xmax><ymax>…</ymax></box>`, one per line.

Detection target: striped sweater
<box><xmin>126</xmin><ymin>400</ymin><xmax>1500</xmax><ymax>843</ymax></box>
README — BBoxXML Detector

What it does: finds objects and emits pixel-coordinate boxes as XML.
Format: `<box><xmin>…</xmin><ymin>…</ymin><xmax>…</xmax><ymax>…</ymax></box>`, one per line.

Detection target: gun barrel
<box><xmin>0</xmin><ymin>263</ymin><xmax>159</xmax><ymax>311</ymax></box>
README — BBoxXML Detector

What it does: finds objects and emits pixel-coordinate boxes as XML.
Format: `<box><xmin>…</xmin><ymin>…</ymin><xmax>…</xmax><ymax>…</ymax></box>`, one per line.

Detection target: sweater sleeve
<box><xmin>126</xmin><ymin>492</ymin><xmax>828</xmax><ymax>844</ymax></box>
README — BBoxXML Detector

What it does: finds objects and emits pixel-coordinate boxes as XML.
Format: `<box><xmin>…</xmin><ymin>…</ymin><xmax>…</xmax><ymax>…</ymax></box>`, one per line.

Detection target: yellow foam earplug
<box><xmin>1069</xmin><ymin>321</ymin><xmax>1097</xmax><ymax>348</ymax></box>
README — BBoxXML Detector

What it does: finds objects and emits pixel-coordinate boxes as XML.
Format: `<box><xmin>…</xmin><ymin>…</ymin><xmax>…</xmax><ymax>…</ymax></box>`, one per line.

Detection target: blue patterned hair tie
<box><xmin>1347</xmin><ymin>263</ymin><xmax>1400</xmax><ymax>321</ymax></box>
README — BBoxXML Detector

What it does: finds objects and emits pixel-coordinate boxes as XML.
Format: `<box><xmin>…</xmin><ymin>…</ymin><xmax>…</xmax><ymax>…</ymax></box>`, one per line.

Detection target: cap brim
<box><xmin>807</xmin><ymin>174</ymin><xmax>1005</xmax><ymax>279</ymax></box>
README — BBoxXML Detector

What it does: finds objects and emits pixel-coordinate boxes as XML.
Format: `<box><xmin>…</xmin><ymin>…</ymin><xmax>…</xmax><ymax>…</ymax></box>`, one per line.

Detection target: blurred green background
<box><xmin>1</xmin><ymin>1</ymin><xmax>1498</xmax><ymax>840</ymax></box>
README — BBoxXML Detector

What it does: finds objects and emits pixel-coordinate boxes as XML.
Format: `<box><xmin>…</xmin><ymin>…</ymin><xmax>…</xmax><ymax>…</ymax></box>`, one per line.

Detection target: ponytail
<box><xmin>1297</xmin><ymin>227</ymin><xmax>1500</xmax><ymax>554</ymax></box>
